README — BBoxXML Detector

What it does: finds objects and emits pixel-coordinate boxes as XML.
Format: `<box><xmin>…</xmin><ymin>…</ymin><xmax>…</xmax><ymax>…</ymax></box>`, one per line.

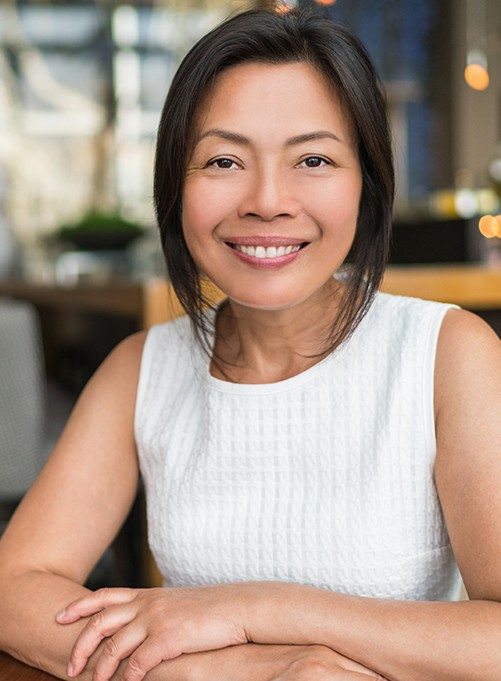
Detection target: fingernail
<box><xmin>56</xmin><ymin>609</ymin><xmax>67</xmax><ymax>622</ymax></box>
<box><xmin>67</xmin><ymin>662</ymin><xmax>75</xmax><ymax>677</ymax></box>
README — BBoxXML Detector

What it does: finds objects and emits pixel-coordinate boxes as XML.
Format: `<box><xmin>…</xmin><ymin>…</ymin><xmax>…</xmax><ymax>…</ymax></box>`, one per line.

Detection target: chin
<box><xmin>225</xmin><ymin>290</ymin><xmax>310</xmax><ymax>313</ymax></box>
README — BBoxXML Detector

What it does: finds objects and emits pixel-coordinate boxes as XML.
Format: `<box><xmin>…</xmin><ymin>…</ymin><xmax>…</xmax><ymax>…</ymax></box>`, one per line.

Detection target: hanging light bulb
<box><xmin>465</xmin><ymin>49</ymin><xmax>490</xmax><ymax>91</ymax></box>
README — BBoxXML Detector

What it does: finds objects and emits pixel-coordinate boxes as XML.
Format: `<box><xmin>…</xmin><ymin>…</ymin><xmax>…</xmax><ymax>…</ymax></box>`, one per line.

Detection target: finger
<box><xmin>66</xmin><ymin>604</ymin><xmax>136</xmax><ymax>678</ymax></box>
<box><xmin>122</xmin><ymin>636</ymin><xmax>173</xmax><ymax>681</ymax></box>
<box><xmin>91</xmin><ymin>627</ymin><xmax>147</xmax><ymax>681</ymax></box>
<box><xmin>333</xmin><ymin>654</ymin><xmax>385</xmax><ymax>676</ymax></box>
<box><xmin>289</xmin><ymin>659</ymin><xmax>385</xmax><ymax>681</ymax></box>
<box><xmin>303</xmin><ymin>647</ymin><xmax>383</xmax><ymax>679</ymax></box>
<box><xmin>296</xmin><ymin>672</ymin><xmax>382</xmax><ymax>681</ymax></box>
<box><xmin>56</xmin><ymin>587</ymin><xmax>136</xmax><ymax>623</ymax></box>
<box><xmin>333</xmin><ymin>673</ymin><xmax>384</xmax><ymax>680</ymax></box>
<box><xmin>334</xmin><ymin>660</ymin><xmax>386</xmax><ymax>678</ymax></box>
<box><xmin>320</xmin><ymin>672</ymin><xmax>384</xmax><ymax>680</ymax></box>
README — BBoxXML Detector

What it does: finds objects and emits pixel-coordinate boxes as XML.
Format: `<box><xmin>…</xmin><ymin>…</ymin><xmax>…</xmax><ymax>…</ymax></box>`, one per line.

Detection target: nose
<box><xmin>237</xmin><ymin>165</ymin><xmax>300</xmax><ymax>222</ymax></box>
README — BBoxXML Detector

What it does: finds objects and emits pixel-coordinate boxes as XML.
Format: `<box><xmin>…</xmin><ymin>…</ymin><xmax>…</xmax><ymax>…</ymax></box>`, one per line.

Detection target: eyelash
<box><xmin>207</xmin><ymin>155</ymin><xmax>332</xmax><ymax>170</ymax></box>
<box><xmin>299</xmin><ymin>156</ymin><xmax>332</xmax><ymax>168</ymax></box>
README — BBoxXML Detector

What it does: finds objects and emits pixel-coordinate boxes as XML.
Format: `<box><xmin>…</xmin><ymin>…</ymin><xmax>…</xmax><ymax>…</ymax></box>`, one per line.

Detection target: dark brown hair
<box><xmin>153</xmin><ymin>6</ymin><xmax>394</xmax><ymax>380</ymax></box>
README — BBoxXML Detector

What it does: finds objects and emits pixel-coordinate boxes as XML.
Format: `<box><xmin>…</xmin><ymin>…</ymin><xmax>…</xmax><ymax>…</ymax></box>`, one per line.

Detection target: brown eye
<box><xmin>209</xmin><ymin>158</ymin><xmax>237</xmax><ymax>169</ymax></box>
<box><xmin>301</xmin><ymin>156</ymin><xmax>329</xmax><ymax>168</ymax></box>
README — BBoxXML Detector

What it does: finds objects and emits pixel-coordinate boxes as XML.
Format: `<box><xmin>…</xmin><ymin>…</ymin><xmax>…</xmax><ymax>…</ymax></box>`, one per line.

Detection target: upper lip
<box><xmin>224</xmin><ymin>236</ymin><xmax>309</xmax><ymax>247</ymax></box>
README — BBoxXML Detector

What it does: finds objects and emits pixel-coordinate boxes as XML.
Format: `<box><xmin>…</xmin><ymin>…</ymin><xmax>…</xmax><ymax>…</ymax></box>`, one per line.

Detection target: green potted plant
<box><xmin>55</xmin><ymin>211</ymin><xmax>145</xmax><ymax>251</ymax></box>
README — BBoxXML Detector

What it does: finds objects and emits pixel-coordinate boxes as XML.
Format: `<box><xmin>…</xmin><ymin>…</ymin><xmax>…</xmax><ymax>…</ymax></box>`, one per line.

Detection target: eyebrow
<box><xmin>194</xmin><ymin>128</ymin><xmax>342</xmax><ymax>147</ymax></box>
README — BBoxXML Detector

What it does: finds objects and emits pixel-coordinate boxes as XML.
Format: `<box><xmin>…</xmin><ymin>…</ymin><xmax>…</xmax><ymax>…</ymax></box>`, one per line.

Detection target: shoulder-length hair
<box><xmin>153</xmin><ymin>6</ymin><xmax>394</xmax><ymax>380</ymax></box>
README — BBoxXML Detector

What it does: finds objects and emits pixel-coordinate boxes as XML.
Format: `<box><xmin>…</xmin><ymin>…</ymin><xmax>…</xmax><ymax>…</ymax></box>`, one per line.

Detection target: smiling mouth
<box><xmin>225</xmin><ymin>242</ymin><xmax>310</xmax><ymax>259</ymax></box>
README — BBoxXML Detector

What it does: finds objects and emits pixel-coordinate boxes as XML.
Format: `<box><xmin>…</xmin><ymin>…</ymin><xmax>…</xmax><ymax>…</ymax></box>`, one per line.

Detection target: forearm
<box><xmin>248</xmin><ymin>582</ymin><xmax>501</xmax><ymax>681</ymax></box>
<box><xmin>0</xmin><ymin>571</ymin><xmax>157</xmax><ymax>681</ymax></box>
<box><xmin>0</xmin><ymin>569</ymin><xmax>95</xmax><ymax>679</ymax></box>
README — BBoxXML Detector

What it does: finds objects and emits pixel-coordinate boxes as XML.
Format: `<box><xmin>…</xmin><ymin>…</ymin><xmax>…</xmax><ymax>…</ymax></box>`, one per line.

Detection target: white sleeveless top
<box><xmin>134</xmin><ymin>290</ymin><xmax>463</xmax><ymax>601</ymax></box>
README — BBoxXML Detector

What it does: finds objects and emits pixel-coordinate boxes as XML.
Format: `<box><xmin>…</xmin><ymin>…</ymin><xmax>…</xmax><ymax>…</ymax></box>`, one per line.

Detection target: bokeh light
<box><xmin>479</xmin><ymin>215</ymin><xmax>501</xmax><ymax>238</ymax></box>
<box><xmin>488</xmin><ymin>157</ymin><xmax>501</xmax><ymax>183</ymax></box>
<box><xmin>465</xmin><ymin>50</ymin><xmax>490</xmax><ymax>91</ymax></box>
<box><xmin>465</xmin><ymin>63</ymin><xmax>490</xmax><ymax>91</ymax></box>
<box><xmin>274</xmin><ymin>2</ymin><xmax>293</xmax><ymax>14</ymax></box>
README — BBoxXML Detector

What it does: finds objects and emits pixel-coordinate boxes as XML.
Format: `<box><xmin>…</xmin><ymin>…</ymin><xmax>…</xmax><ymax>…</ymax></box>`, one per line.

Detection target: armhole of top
<box><xmin>422</xmin><ymin>303</ymin><xmax>461</xmax><ymax>457</ymax></box>
<box><xmin>133</xmin><ymin>324</ymin><xmax>158</xmax><ymax>445</ymax></box>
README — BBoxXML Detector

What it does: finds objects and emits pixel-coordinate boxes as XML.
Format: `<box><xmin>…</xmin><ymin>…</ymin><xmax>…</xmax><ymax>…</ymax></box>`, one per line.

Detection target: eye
<box><xmin>299</xmin><ymin>156</ymin><xmax>331</xmax><ymax>168</ymax></box>
<box><xmin>207</xmin><ymin>157</ymin><xmax>240</xmax><ymax>170</ymax></box>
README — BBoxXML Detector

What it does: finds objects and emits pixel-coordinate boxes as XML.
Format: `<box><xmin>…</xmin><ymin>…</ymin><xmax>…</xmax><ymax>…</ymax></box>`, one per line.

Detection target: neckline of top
<box><xmin>194</xmin><ymin>291</ymin><xmax>381</xmax><ymax>396</ymax></box>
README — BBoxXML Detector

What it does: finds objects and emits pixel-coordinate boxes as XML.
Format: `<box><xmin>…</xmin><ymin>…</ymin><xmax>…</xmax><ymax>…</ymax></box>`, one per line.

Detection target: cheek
<box><xmin>301</xmin><ymin>175</ymin><xmax>362</xmax><ymax>234</ymax></box>
<box><xmin>182</xmin><ymin>179</ymin><xmax>237</xmax><ymax>243</ymax></box>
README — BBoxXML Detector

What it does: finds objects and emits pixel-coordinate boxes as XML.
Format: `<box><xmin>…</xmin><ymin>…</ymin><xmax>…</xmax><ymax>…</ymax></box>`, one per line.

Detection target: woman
<box><xmin>0</xmin><ymin>7</ymin><xmax>500</xmax><ymax>681</ymax></box>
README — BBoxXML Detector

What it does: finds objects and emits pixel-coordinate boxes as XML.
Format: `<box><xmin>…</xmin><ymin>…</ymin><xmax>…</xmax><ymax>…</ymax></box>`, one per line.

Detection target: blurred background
<box><xmin>0</xmin><ymin>0</ymin><xmax>500</xmax><ymax>589</ymax></box>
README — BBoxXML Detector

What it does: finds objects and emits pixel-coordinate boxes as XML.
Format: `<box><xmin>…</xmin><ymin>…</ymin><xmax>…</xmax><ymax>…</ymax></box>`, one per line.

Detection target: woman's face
<box><xmin>182</xmin><ymin>61</ymin><xmax>362</xmax><ymax>311</ymax></box>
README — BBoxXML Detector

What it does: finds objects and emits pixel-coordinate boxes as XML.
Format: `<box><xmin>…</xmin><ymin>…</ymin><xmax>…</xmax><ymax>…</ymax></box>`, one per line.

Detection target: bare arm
<box><xmin>157</xmin><ymin>643</ymin><xmax>387</xmax><ymax>680</ymax></box>
<box><xmin>0</xmin><ymin>332</ymin><xmax>145</xmax><ymax>679</ymax></box>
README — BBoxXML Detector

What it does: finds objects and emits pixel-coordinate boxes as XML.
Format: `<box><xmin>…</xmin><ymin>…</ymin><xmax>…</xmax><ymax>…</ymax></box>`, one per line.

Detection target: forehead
<box><xmin>192</xmin><ymin>61</ymin><xmax>354</xmax><ymax>144</ymax></box>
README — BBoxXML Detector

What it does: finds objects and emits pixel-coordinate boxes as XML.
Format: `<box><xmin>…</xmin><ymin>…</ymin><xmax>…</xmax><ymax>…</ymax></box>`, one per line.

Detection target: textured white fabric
<box><xmin>134</xmin><ymin>290</ymin><xmax>463</xmax><ymax>601</ymax></box>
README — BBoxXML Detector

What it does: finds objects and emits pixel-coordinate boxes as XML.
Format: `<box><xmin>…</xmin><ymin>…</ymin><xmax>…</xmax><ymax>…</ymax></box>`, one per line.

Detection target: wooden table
<box><xmin>380</xmin><ymin>263</ymin><xmax>501</xmax><ymax>309</ymax></box>
<box><xmin>0</xmin><ymin>652</ymin><xmax>57</xmax><ymax>680</ymax></box>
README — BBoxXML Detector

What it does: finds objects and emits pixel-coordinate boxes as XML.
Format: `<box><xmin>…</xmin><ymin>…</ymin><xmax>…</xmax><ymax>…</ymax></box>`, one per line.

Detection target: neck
<box><xmin>214</xmin><ymin>278</ymin><xmax>345</xmax><ymax>382</ymax></box>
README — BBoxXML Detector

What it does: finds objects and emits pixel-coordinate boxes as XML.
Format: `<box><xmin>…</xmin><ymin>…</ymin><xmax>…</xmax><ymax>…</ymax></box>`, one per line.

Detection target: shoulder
<box><xmin>111</xmin><ymin>329</ymin><xmax>148</xmax><ymax>364</ymax></box>
<box><xmin>436</xmin><ymin>306</ymin><xmax>499</xmax><ymax>348</ymax></box>
<box><xmin>434</xmin><ymin>308</ymin><xmax>501</xmax><ymax>425</ymax></box>
<box><xmin>86</xmin><ymin>330</ymin><xmax>148</xmax><ymax>397</ymax></box>
<box><xmin>66</xmin><ymin>330</ymin><xmax>149</xmax><ymax>446</ymax></box>
<box><xmin>122</xmin><ymin>316</ymin><xmax>194</xmax><ymax>366</ymax></box>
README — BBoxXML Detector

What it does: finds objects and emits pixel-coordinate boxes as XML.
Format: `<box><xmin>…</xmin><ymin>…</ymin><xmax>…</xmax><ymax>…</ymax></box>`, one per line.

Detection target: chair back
<box><xmin>0</xmin><ymin>298</ymin><xmax>45</xmax><ymax>501</ymax></box>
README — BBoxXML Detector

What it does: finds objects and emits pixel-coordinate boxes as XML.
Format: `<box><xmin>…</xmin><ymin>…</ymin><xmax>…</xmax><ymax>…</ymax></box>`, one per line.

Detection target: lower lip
<box><xmin>225</xmin><ymin>243</ymin><xmax>309</xmax><ymax>270</ymax></box>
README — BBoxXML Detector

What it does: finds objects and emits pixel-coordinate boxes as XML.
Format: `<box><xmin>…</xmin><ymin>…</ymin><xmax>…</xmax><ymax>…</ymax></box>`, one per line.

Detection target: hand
<box><xmin>276</xmin><ymin>645</ymin><xmax>388</xmax><ymax>680</ymax></box>
<box><xmin>55</xmin><ymin>583</ymin><xmax>258</xmax><ymax>680</ymax></box>
<box><xmin>155</xmin><ymin>643</ymin><xmax>388</xmax><ymax>681</ymax></box>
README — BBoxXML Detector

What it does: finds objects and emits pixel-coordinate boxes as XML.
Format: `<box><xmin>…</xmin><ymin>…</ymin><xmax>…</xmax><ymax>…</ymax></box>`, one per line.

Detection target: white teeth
<box><xmin>234</xmin><ymin>244</ymin><xmax>302</xmax><ymax>258</ymax></box>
